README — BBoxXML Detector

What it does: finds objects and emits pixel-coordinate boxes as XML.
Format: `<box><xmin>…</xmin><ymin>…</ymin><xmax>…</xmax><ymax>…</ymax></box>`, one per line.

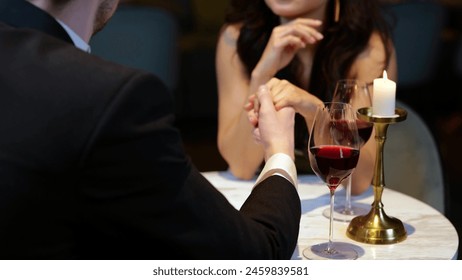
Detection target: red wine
<box><xmin>356</xmin><ymin>120</ymin><xmax>373</xmax><ymax>144</ymax></box>
<box><xmin>309</xmin><ymin>145</ymin><xmax>359</xmax><ymax>190</ymax></box>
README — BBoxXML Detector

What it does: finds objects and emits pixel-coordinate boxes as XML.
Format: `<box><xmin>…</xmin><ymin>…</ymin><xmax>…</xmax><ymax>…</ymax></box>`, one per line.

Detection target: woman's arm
<box><xmin>216</xmin><ymin>24</ymin><xmax>266</xmax><ymax>179</ymax></box>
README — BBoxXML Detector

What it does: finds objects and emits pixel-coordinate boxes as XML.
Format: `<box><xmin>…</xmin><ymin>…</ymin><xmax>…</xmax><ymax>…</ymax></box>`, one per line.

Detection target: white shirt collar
<box><xmin>56</xmin><ymin>19</ymin><xmax>91</xmax><ymax>53</ymax></box>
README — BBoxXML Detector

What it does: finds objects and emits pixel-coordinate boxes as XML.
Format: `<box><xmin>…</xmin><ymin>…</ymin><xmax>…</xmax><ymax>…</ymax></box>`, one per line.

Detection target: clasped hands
<box><xmin>245</xmin><ymin>84</ymin><xmax>295</xmax><ymax>161</ymax></box>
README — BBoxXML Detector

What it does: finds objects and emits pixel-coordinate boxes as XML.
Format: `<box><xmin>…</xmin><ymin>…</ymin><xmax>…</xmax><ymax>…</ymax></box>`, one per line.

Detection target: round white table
<box><xmin>202</xmin><ymin>171</ymin><xmax>459</xmax><ymax>260</ymax></box>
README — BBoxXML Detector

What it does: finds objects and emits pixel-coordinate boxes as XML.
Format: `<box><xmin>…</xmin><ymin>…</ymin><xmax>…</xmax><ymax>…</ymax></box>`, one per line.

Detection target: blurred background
<box><xmin>90</xmin><ymin>0</ymin><xmax>462</xmax><ymax>258</ymax></box>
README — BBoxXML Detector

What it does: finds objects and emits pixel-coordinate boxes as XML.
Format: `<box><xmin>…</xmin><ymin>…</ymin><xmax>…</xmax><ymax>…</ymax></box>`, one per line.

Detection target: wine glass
<box><xmin>303</xmin><ymin>102</ymin><xmax>360</xmax><ymax>260</ymax></box>
<box><xmin>322</xmin><ymin>79</ymin><xmax>373</xmax><ymax>222</ymax></box>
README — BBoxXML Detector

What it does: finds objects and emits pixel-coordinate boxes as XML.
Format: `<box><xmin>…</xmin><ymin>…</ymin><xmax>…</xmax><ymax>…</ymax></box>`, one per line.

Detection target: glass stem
<box><xmin>327</xmin><ymin>189</ymin><xmax>335</xmax><ymax>253</ymax></box>
<box><xmin>344</xmin><ymin>175</ymin><xmax>353</xmax><ymax>213</ymax></box>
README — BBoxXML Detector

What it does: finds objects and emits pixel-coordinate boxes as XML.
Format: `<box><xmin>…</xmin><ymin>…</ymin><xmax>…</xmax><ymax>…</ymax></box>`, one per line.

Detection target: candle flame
<box><xmin>383</xmin><ymin>70</ymin><xmax>388</xmax><ymax>80</ymax></box>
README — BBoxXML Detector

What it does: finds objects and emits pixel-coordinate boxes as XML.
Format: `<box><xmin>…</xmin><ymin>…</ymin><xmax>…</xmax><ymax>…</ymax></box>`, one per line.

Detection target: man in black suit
<box><xmin>0</xmin><ymin>0</ymin><xmax>300</xmax><ymax>259</ymax></box>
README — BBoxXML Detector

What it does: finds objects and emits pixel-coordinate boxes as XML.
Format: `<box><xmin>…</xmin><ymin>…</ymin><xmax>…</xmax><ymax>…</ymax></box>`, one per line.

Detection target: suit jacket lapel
<box><xmin>0</xmin><ymin>0</ymin><xmax>73</xmax><ymax>45</ymax></box>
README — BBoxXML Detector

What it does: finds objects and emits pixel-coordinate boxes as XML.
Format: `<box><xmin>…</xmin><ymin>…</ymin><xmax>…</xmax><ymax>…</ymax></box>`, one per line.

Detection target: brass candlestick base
<box><xmin>346</xmin><ymin>107</ymin><xmax>407</xmax><ymax>244</ymax></box>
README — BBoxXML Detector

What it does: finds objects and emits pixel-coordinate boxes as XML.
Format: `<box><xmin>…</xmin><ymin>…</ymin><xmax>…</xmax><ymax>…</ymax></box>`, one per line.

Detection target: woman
<box><xmin>215</xmin><ymin>0</ymin><xmax>397</xmax><ymax>194</ymax></box>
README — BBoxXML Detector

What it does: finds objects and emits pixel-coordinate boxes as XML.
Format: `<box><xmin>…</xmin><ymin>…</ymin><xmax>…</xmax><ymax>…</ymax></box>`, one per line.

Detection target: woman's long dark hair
<box><xmin>224</xmin><ymin>0</ymin><xmax>392</xmax><ymax>100</ymax></box>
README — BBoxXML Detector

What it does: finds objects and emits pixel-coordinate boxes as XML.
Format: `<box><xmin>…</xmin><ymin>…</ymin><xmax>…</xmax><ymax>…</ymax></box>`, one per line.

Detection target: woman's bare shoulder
<box><xmin>218</xmin><ymin>23</ymin><xmax>243</xmax><ymax>46</ymax></box>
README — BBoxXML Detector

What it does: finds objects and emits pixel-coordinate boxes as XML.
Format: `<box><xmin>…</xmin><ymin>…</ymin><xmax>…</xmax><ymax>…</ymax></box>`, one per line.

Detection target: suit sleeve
<box><xmin>76</xmin><ymin>72</ymin><xmax>301</xmax><ymax>259</ymax></box>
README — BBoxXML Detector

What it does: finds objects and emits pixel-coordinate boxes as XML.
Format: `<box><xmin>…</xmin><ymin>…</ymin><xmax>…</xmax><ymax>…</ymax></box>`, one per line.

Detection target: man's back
<box><xmin>0</xmin><ymin>0</ymin><xmax>300</xmax><ymax>260</ymax></box>
<box><xmin>0</xmin><ymin>22</ymin><xmax>191</xmax><ymax>258</ymax></box>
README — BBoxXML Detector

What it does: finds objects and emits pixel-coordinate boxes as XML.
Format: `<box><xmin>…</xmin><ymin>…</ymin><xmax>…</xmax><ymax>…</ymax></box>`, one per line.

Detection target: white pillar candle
<box><xmin>372</xmin><ymin>70</ymin><xmax>396</xmax><ymax>116</ymax></box>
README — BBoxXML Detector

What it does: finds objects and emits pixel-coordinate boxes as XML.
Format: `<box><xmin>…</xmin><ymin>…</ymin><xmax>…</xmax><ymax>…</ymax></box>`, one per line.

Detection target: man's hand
<box><xmin>251</xmin><ymin>85</ymin><xmax>295</xmax><ymax>161</ymax></box>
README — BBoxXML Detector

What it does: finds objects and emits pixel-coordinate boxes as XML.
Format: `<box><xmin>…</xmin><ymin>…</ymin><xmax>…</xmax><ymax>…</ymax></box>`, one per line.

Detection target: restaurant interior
<box><xmin>93</xmin><ymin>0</ymin><xmax>462</xmax><ymax>259</ymax></box>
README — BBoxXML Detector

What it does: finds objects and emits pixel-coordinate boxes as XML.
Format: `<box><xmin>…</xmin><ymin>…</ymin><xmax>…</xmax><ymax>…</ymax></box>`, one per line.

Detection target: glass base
<box><xmin>302</xmin><ymin>242</ymin><xmax>358</xmax><ymax>260</ymax></box>
<box><xmin>322</xmin><ymin>204</ymin><xmax>370</xmax><ymax>222</ymax></box>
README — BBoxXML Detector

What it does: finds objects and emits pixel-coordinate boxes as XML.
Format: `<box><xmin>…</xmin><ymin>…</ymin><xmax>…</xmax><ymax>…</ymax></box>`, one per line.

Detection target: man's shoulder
<box><xmin>0</xmin><ymin>25</ymin><xmax>170</xmax><ymax>112</ymax></box>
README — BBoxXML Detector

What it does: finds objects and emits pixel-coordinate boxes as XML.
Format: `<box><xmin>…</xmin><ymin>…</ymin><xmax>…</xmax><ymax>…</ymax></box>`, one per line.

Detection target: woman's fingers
<box><xmin>274</xmin><ymin>19</ymin><xmax>324</xmax><ymax>45</ymax></box>
<box><xmin>266</xmin><ymin>78</ymin><xmax>298</xmax><ymax>110</ymax></box>
<box><xmin>245</xmin><ymin>94</ymin><xmax>259</xmax><ymax>127</ymax></box>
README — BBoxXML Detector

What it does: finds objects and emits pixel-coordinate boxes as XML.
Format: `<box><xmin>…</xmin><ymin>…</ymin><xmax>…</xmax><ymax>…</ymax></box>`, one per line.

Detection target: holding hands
<box><xmin>246</xmin><ymin>78</ymin><xmax>323</xmax><ymax>136</ymax></box>
<box><xmin>247</xmin><ymin>86</ymin><xmax>295</xmax><ymax>161</ymax></box>
<box><xmin>266</xmin><ymin>78</ymin><xmax>323</xmax><ymax>118</ymax></box>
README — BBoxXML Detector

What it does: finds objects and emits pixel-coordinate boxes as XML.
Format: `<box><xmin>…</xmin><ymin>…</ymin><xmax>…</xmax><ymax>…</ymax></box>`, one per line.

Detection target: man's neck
<box><xmin>56</xmin><ymin>19</ymin><xmax>91</xmax><ymax>52</ymax></box>
<box><xmin>26</xmin><ymin>0</ymin><xmax>97</xmax><ymax>43</ymax></box>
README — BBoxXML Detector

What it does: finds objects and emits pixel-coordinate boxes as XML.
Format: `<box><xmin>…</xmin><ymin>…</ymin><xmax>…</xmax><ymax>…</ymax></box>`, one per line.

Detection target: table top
<box><xmin>202</xmin><ymin>171</ymin><xmax>459</xmax><ymax>260</ymax></box>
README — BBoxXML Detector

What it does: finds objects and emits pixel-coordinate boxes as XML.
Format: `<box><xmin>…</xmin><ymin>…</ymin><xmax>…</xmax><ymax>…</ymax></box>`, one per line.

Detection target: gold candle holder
<box><xmin>346</xmin><ymin>107</ymin><xmax>407</xmax><ymax>244</ymax></box>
